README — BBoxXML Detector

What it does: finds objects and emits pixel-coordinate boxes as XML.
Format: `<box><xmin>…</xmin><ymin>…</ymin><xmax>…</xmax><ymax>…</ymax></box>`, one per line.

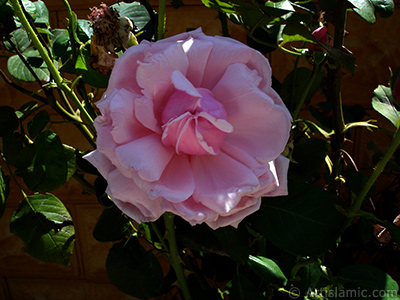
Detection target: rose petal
<box><xmin>173</xmin><ymin>198</ymin><xmax>217</xmax><ymax>225</ymax></box>
<box><xmin>207</xmin><ymin>197</ymin><xmax>261</xmax><ymax>229</ymax></box>
<box><xmin>107</xmin><ymin>41</ymin><xmax>151</xmax><ymax>94</ymax></box>
<box><xmin>135</xmin><ymin>96</ymin><xmax>162</xmax><ymax>134</ymax></box>
<box><xmin>83</xmin><ymin>150</ymin><xmax>115</xmax><ymax>180</ymax></box>
<box><xmin>220</xmin><ymin>140</ymin><xmax>269</xmax><ymax>177</ymax></box>
<box><xmin>161</xmin><ymin>71</ymin><xmax>201</xmax><ymax>124</ymax></box>
<box><xmin>107</xmin><ymin>169</ymin><xmax>165</xmax><ymax>223</ymax></box>
<box><xmin>109</xmin><ymin>89</ymin><xmax>152</xmax><ymax>144</ymax></box>
<box><xmin>136</xmin><ymin>43</ymin><xmax>189</xmax><ymax>95</ymax></box>
<box><xmin>182</xmin><ymin>38</ymin><xmax>213</xmax><ymax>87</ymax></box>
<box><xmin>132</xmin><ymin>154</ymin><xmax>194</xmax><ymax>203</ymax></box>
<box><xmin>96</xmin><ymin>124</ymin><xmax>118</xmax><ymax>164</ymax></box>
<box><xmin>263</xmin><ymin>155</ymin><xmax>290</xmax><ymax>197</ymax></box>
<box><xmin>191</xmin><ymin>152</ymin><xmax>260</xmax><ymax>214</ymax></box>
<box><xmin>213</xmin><ymin>63</ymin><xmax>292</xmax><ymax>162</ymax></box>
<box><xmin>115</xmin><ymin>133</ymin><xmax>175</xmax><ymax>182</ymax></box>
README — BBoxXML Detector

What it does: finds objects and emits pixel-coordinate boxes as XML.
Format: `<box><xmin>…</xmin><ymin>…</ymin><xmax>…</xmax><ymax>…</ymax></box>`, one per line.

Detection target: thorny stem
<box><xmin>10</xmin><ymin>0</ymin><xmax>95</xmax><ymax>134</ymax></box>
<box><xmin>328</xmin><ymin>0</ymin><xmax>347</xmax><ymax>187</ymax></box>
<box><xmin>164</xmin><ymin>213</ymin><xmax>192</xmax><ymax>300</ymax></box>
<box><xmin>342</xmin><ymin>127</ymin><xmax>400</xmax><ymax>231</ymax></box>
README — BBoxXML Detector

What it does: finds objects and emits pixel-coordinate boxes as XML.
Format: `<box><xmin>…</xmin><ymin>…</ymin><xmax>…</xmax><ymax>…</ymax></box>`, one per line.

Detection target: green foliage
<box><xmin>227</xmin><ymin>273</ymin><xmax>265</xmax><ymax>300</ymax></box>
<box><xmin>348</xmin><ymin>0</ymin><xmax>394</xmax><ymax>23</ymax></box>
<box><xmin>106</xmin><ymin>237</ymin><xmax>164</xmax><ymax>299</ymax></box>
<box><xmin>17</xmin><ymin>131</ymin><xmax>70</xmax><ymax>192</ymax></box>
<box><xmin>93</xmin><ymin>206</ymin><xmax>130</xmax><ymax>242</ymax></box>
<box><xmin>248</xmin><ymin>255</ymin><xmax>288</xmax><ymax>287</ymax></box>
<box><xmin>372</xmin><ymin>85</ymin><xmax>400</xmax><ymax>128</ymax></box>
<box><xmin>250</xmin><ymin>182</ymin><xmax>344</xmax><ymax>256</ymax></box>
<box><xmin>291</xmin><ymin>138</ymin><xmax>330</xmax><ymax>178</ymax></box>
<box><xmin>27</xmin><ymin>110</ymin><xmax>50</xmax><ymax>138</ymax></box>
<box><xmin>7</xmin><ymin>48</ymin><xmax>50</xmax><ymax>82</ymax></box>
<box><xmin>0</xmin><ymin>167</ymin><xmax>9</xmax><ymax>219</ymax></box>
<box><xmin>337</xmin><ymin>264</ymin><xmax>399</xmax><ymax>299</ymax></box>
<box><xmin>10</xmin><ymin>193</ymin><xmax>75</xmax><ymax>265</ymax></box>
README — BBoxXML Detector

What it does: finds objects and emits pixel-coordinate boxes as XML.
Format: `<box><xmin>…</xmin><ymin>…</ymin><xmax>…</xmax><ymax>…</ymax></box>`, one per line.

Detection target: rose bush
<box><xmin>84</xmin><ymin>28</ymin><xmax>292</xmax><ymax>229</ymax></box>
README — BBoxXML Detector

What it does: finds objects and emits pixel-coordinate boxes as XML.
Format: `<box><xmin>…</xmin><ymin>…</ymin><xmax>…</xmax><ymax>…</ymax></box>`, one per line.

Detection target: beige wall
<box><xmin>1</xmin><ymin>0</ymin><xmax>400</xmax><ymax>299</ymax></box>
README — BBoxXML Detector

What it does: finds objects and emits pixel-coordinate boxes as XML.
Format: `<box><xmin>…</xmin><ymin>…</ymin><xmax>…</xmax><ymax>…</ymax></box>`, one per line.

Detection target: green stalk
<box><xmin>164</xmin><ymin>213</ymin><xmax>192</xmax><ymax>300</ymax></box>
<box><xmin>292</xmin><ymin>65</ymin><xmax>319</xmax><ymax>120</ymax></box>
<box><xmin>10</xmin><ymin>0</ymin><xmax>95</xmax><ymax>133</ymax></box>
<box><xmin>327</xmin><ymin>1</ymin><xmax>347</xmax><ymax>187</ymax></box>
<box><xmin>157</xmin><ymin>0</ymin><xmax>166</xmax><ymax>40</ymax></box>
<box><xmin>342</xmin><ymin>127</ymin><xmax>400</xmax><ymax>231</ymax></box>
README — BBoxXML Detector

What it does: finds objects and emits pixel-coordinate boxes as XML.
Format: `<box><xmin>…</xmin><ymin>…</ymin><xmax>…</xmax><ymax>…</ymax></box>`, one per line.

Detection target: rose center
<box><xmin>161</xmin><ymin>88</ymin><xmax>233</xmax><ymax>155</ymax></box>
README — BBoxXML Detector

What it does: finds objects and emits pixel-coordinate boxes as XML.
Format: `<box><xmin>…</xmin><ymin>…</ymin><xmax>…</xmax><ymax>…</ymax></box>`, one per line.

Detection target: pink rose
<box><xmin>84</xmin><ymin>28</ymin><xmax>292</xmax><ymax>229</ymax></box>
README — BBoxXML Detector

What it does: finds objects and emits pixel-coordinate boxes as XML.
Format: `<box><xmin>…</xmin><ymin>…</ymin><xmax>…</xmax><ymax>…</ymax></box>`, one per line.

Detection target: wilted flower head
<box><xmin>88</xmin><ymin>3</ymin><xmax>137</xmax><ymax>74</ymax></box>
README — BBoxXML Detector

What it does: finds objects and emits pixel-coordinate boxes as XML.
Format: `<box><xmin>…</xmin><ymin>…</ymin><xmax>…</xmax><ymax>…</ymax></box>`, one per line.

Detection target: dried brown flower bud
<box><xmin>88</xmin><ymin>3</ymin><xmax>138</xmax><ymax>74</ymax></box>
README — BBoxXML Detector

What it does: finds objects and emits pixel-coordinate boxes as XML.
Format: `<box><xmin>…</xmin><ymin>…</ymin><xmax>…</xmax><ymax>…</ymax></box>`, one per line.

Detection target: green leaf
<box><xmin>76</xmin><ymin>19</ymin><xmax>92</xmax><ymax>40</ymax></box>
<box><xmin>248</xmin><ymin>255</ymin><xmax>288</xmax><ymax>287</ymax></box>
<box><xmin>249</xmin><ymin>182</ymin><xmax>344</xmax><ymax>256</ymax></box>
<box><xmin>73</xmin><ymin>46</ymin><xmax>110</xmax><ymax>88</ymax></box>
<box><xmin>291</xmin><ymin>138</ymin><xmax>330</xmax><ymax>177</ymax></box>
<box><xmin>348</xmin><ymin>0</ymin><xmax>394</xmax><ymax>23</ymax></box>
<box><xmin>22</xmin><ymin>0</ymin><xmax>37</xmax><ymax>20</ymax></box>
<box><xmin>15</xmin><ymin>101</ymin><xmax>38</xmax><ymax>120</ymax></box>
<box><xmin>298</xmin><ymin>119</ymin><xmax>334</xmax><ymax>138</ymax></box>
<box><xmin>7</xmin><ymin>52</ymin><xmax>50</xmax><ymax>82</ymax></box>
<box><xmin>106</xmin><ymin>238</ymin><xmax>163</xmax><ymax>299</ymax></box>
<box><xmin>201</xmin><ymin>0</ymin><xmax>236</xmax><ymax>14</ymax></box>
<box><xmin>9</xmin><ymin>193</ymin><xmax>75</xmax><ymax>265</ymax></box>
<box><xmin>52</xmin><ymin>30</ymin><xmax>70</xmax><ymax>60</ymax></box>
<box><xmin>27</xmin><ymin>110</ymin><xmax>50</xmax><ymax>138</ymax></box>
<box><xmin>33</xmin><ymin>0</ymin><xmax>49</xmax><ymax>25</ymax></box>
<box><xmin>228</xmin><ymin>273</ymin><xmax>265</xmax><ymax>300</ymax></box>
<box><xmin>337</xmin><ymin>264</ymin><xmax>399</xmax><ymax>299</ymax></box>
<box><xmin>281</xmin><ymin>21</ymin><xmax>315</xmax><ymax>44</ymax></box>
<box><xmin>63</xmin><ymin>144</ymin><xmax>76</xmax><ymax>182</ymax></box>
<box><xmin>280</xmin><ymin>67</ymin><xmax>326</xmax><ymax>110</ymax></box>
<box><xmin>213</xmin><ymin>225</ymin><xmax>250</xmax><ymax>263</ymax></box>
<box><xmin>4</xmin><ymin>28</ymin><xmax>30</xmax><ymax>52</ymax></box>
<box><xmin>372</xmin><ymin>85</ymin><xmax>400</xmax><ymax>128</ymax></box>
<box><xmin>18</xmin><ymin>131</ymin><xmax>68</xmax><ymax>192</ymax></box>
<box><xmin>93</xmin><ymin>206</ymin><xmax>129</xmax><ymax>242</ymax></box>
<box><xmin>297</xmin><ymin>261</ymin><xmax>322</xmax><ymax>292</ymax></box>
<box><xmin>112</xmin><ymin>2</ymin><xmax>152</xmax><ymax>32</ymax></box>
<box><xmin>321</xmin><ymin>43</ymin><xmax>356</xmax><ymax>74</ymax></box>
<box><xmin>0</xmin><ymin>166</ymin><xmax>9</xmax><ymax>219</ymax></box>
<box><xmin>0</xmin><ymin>106</ymin><xmax>19</xmax><ymax>136</ymax></box>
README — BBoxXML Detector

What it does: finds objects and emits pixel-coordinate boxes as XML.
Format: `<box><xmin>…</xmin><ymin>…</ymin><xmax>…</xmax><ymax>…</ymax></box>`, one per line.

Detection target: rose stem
<box><xmin>157</xmin><ymin>0</ymin><xmax>166</xmax><ymax>40</ymax></box>
<box><xmin>327</xmin><ymin>1</ymin><xmax>347</xmax><ymax>188</ymax></box>
<box><xmin>164</xmin><ymin>213</ymin><xmax>192</xmax><ymax>300</ymax></box>
<box><xmin>341</xmin><ymin>126</ymin><xmax>400</xmax><ymax>231</ymax></box>
<box><xmin>9</xmin><ymin>0</ymin><xmax>95</xmax><ymax>134</ymax></box>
